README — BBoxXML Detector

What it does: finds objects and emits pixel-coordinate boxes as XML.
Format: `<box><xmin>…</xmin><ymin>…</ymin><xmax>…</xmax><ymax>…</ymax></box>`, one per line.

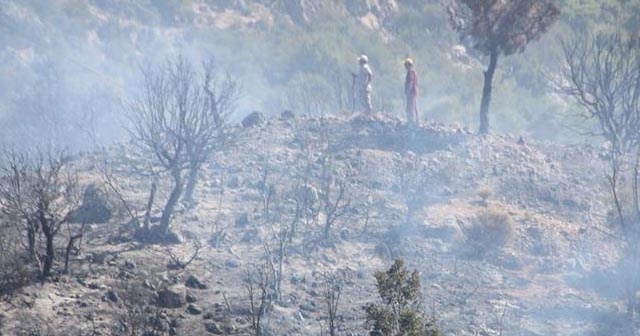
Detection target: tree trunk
<box><xmin>143</xmin><ymin>182</ymin><xmax>157</xmax><ymax>231</ymax></box>
<box><xmin>42</xmin><ymin>229</ymin><xmax>55</xmax><ymax>279</ymax></box>
<box><xmin>27</xmin><ymin>221</ymin><xmax>38</xmax><ymax>263</ymax></box>
<box><xmin>479</xmin><ymin>49</ymin><xmax>499</xmax><ymax>135</ymax></box>
<box><xmin>64</xmin><ymin>233</ymin><xmax>82</xmax><ymax>274</ymax></box>
<box><xmin>182</xmin><ymin>164</ymin><xmax>200</xmax><ymax>208</ymax></box>
<box><xmin>159</xmin><ymin>169</ymin><xmax>183</xmax><ymax>234</ymax></box>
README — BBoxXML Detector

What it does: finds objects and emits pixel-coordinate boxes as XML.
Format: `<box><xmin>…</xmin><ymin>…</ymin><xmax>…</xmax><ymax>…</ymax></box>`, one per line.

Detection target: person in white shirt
<box><xmin>357</xmin><ymin>54</ymin><xmax>373</xmax><ymax>115</ymax></box>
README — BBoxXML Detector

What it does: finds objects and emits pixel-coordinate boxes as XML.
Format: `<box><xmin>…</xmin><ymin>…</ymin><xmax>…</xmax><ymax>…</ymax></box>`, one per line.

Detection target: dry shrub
<box><xmin>464</xmin><ymin>209</ymin><xmax>515</xmax><ymax>257</ymax></box>
<box><xmin>0</xmin><ymin>226</ymin><xmax>33</xmax><ymax>296</ymax></box>
<box><xmin>476</xmin><ymin>185</ymin><xmax>493</xmax><ymax>205</ymax></box>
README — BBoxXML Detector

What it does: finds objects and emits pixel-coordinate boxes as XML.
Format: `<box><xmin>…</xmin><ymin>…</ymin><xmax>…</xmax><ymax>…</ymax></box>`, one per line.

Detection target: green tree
<box><xmin>364</xmin><ymin>259</ymin><xmax>439</xmax><ymax>336</ymax></box>
<box><xmin>447</xmin><ymin>0</ymin><xmax>561</xmax><ymax>134</ymax></box>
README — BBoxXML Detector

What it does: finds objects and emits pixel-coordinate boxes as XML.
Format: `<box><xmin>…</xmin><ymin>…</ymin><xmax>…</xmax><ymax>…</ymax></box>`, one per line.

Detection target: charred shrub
<box><xmin>464</xmin><ymin>209</ymin><xmax>515</xmax><ymax>257</ymax></box>
<box><xmin>476</xmin><ymin>185</ymin><xmax>493</xmax><ymax>206</ymax></box>
<box><xmin>112</xmin><ymin>280</ymin><xmax>167</xmax><ymax>336</ymax></box>
<box><xmin>0</xmin><ymin>234</ymin><xmax>33</xmax><ymax>296</ymax></box>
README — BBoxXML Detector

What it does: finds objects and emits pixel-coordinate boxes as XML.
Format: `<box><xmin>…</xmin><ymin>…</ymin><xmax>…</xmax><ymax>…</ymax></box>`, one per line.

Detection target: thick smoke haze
<box><xmin>0</xmin><ymin>0</ymin><xmax>590</xmax><ymax>152</ymax></box>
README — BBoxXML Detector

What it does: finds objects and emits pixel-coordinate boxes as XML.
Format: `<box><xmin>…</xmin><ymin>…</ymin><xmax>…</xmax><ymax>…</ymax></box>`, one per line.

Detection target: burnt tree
<box><xmin>557</xmin><ymin>32</ymin><xmax>640</xmax><ymax>153</ymax></box>
<box><xmin>0</xmin><ymin>150</ymin><xmax>80</xmax><ymax>279</ymax></box>
<box><xmin>127</xmin><ymin>57</ymin><xmax>236</xmax><ymax>236</ymax></box>
<box><xmin>182</xmin><ymin>60</ymin><xmax>238</xmax><ymax>207</ymax></box>
<box><xmin>448</xmin><ymin>0</ymin><xmax>560</xmax><ymax>134</ymax></box>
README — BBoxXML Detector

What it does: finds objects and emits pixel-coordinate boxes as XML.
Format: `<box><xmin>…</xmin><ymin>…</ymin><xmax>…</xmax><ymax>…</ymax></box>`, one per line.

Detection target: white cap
<box><xmin>358</xmin><ymin>54</ymin><xmax>368</xmax><ymax>63</ymax></box>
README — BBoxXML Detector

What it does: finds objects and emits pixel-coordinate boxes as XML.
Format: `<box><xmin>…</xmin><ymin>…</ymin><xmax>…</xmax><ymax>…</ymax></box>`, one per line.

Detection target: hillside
<box><xmin>0</xmin><ymin>113</ymin><xmax>629</xmax><ymax>336</ymax></box>
<box><xmin>2</xmin><ymin>0</ymin><xmax>638</xmax><ymax>151</ymax></box>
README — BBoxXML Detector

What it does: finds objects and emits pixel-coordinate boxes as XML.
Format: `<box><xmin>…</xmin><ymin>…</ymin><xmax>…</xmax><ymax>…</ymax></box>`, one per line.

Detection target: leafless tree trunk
<box><xmin>262</xmin><ymin>220</ymin><xmax>290</xmax><ymax>302</ymax></box>
<box><xmin>323</xmin><ymin>273</ymin><xmax>343</xmax><ymax>336</ymax></box>
<box><xmin>557</xmin><ymin>32</ymin><xmax>640</xmax><ymax>153</ymax></box>
<box><xmin>245</xmin><ymin>265</ymin><xmax>273</xmax><ymax>336</ymax></box>
<box><xmin>126</xmin><ymin>57</ymin><xmax>238</xmax><ymax>236</ymax></box>
<box><xmin>479</xmin><ymin>48</ymin><xmax>498</xmax><ymax>134</ymax></box>
<box><xmin>182</xmin><ymin>166</ymin><xmax>200</xmax><ymax>208</ymax></box>
<box><xmin>319</xmin><ymin>153</ymin><xmax>351</xmax><ymax>240</ymax></box>
<box><xmin>0</xmin><ymin>150</ymin><xmax>80</xmax><ymax>280</ymax></box>
<box><xmin>63</xmin><ymin>220</ymin><xmax>86</xmax><ymax>274</ymax></box>
<box><xmin>183</xmin><ymin>60</ymin><xmax>238</xmax><ymax>208</ymax></box>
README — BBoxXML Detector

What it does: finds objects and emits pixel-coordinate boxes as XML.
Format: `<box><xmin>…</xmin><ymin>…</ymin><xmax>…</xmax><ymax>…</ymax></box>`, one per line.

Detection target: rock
<box><xmin>187</xmin><ymin>303</ymin><xmax>203</xmax><ymax>315</ymax></box>
<box><xmin>185</xmin><ymin>275</ymin><xmax>208</xmax><ymax>289</ymax></box>
<box><xmin>87</xmin><ymin>282</ymin><xmax>106</xmax><ymax>290</ymax></box>
<box><xmin>226</xmin><ymin>176</ymin><xmax>241</xmax><ymax>189</ymax></box>
<box><xmin>157</xmin><ymin>285</ymin><xmax>187</xmax><ymax>308</ymax></box>
<box><xmin>150</xmin><ymin>312</ymin><xmax>170</xmax><ymax>332</ymax></box>
<box><xmin>242</xmin><ymin>111</ymin><xmax>266</xmax><ymax>128</ymax></box>
<box><xmin>186</xmin><ymin>292</ymin><xmax>198</xmax><ymax>303</ymax></box>
<box><xmin>141</xmin><ymin>226</ymin><xmax>184</xmax><ymax>245</ymax></box>
<box><xmin>204</xmin><ymin>322</ymin><xmax>224</xmax><ymax>334</ymax></box>
<box><xmin>202</xmin><ymin>312</ymin><xmax>214</xmax><ymax>320</ymax></box>
<box><xmin>517</xmin><ymin>136</ymin><xmax>526</xmax><ymax>145</ymax></box>
<box><xmin>224</xmin><ymin>259</ymin><xmax>239</xmax><ymax>268</ymax></box>
<box><xmin>294</xmin><ymin>184</ymin><xmax>319</xmax><ymax>207</ymax></box>
<box><xmin>234</xmin><ymin>212</ymin><xmax>250</xmax><ymax>227</ymax></box>
<box><xmin>424</xmin><ymin>217</ymin><xmax>463</xmax><ymax>243</ymax></box>
<box><xmin>104</xmin><ymin>289</ymin><xmax>118</xmax><ymax>303</ymax></box>
<box><xmin>163</xmin><ymin>230</ymin><xmax>184</xmax><ymax>245</ymax></box>
<box><xmin>299</xmin><ymin>302</ymin><xmax>317</xmax><ymax>313</ymax></box>
<box><xmin>123</xmin><ymin>259</ymin><xmax>136</xmax><ymax>270</ymax></box>
<box><xmin>143</xmin><ymin>279</ymin><xmax>155</xmax><ymax>290</ymax></box>
<box><xmin>70</xmin><ymin>183</ymin><xmax>113</xmax><ymax>224</ymax></box>
<box><xmin>281</xmin><ymin>110</ymin><xmax>295</xmax><ymax>120</ymax></box>
<box><xmin>241</xmin><ymin>228</ymin><xmax>260</xmax><ymax>243</ymax></box>
<box><xmin>290</xmin><ymin>273</ymin><xmax>305</xmax><ymax>285</ymax></box>
<box><xmin>494</xmin><ymin>252</ymin><xmax>524</xmax><ymax>271</ymax></box>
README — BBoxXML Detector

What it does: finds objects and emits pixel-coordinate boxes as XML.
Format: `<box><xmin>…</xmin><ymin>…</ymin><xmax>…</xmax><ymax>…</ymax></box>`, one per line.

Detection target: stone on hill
<box><xmin>424</xmin><ymin>217</ymin><xmax>464</xmax><ymax>243</ymax></box>
<box><xmin>157</xmin><ymin>285</ymin><xmax>187</xmax><ymax>308</ymax></box>
<box><xmin>185</xmin><ymin>275</ymin><xmax>208</xmax><ymax>289</ymax></box>
<box><xmin>186</xmin><ymin>291</ymin><xmax>198</xmax><ymax>303</ymax></box>
<box><xmin>281</xmin><ymin>109</ymin><xmax>295</xmax><ymax>120</ymax></box>
<box><xmin>242</xmin><ymin>111</ymin><xmax>266</xmax><ymax>128</ymax></box>
<box><xmin>234</xmin><ymin>212</ymin><xmax>250</xmax><ymax>227</ymax></box>
<box><xmin>187</xmin><ymin>303</ymin><xmax>203</xmax><ymax>315</ymax></box>
<box><xmin>71</xmin><ymin>183</ymin><xmax>113</xmax><ymax>224</ymax></box>
<box><xmin>204</xmin><ymin>322</ymin><xmax>224</xmax><ymax>334</ymax></box>
<box><xmin>295</xmin><ymin>184</ymin><xmax>319</xmax><ymax>206</ymax></box>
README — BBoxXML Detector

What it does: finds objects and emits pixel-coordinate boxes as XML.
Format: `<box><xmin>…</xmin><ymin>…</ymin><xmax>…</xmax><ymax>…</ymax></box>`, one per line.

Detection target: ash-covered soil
<box><xmin>0</xmin><ymin>114</ymin><xmax>628</xmax><ymax>336</ymax></box>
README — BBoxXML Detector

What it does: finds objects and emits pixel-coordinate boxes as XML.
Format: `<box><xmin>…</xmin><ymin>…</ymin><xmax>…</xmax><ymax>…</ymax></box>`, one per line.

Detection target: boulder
<box><xmin>204</xmin><ymin>322</ymin><xmax>224</xmax><ymax>334</ymax></box>
<box><xmin>424</xmin><ymin>217</ymin><xmax>464</xmax><ymax>243</ymax></box>
<box><xmin>187</xmin><ymin>303</ymin><xmax>203</xmax><ymax>315</ymax></box>
<box><xmin>186</xmin><ymin>292</ymin><xmax>198</xmax><ymax>303</ymax></box>
<box><xmin>295</xmin><ymin>184</ymin><xmax>319</xmax><ymax>206</ymax></box>
<box><xmin>185</xmin><ymin>275</ymin><xmax>208</xmax><ymax>290</ymax></box>
<box><xmin>157</xmin><ymin>285</ymin><xmax>187</xmax><ymax>308</ymax></box>
<box><xmin>71</xmin><ymin>183</ymin><xmax>112</xmax><ymax>224</ymax></box>
<box><xmin>281</xmin><ymin>109</ymin><xmax>295</xmax><ymax>120</ymax></box>
<box><xmin>104</xmin><ymin>289</ymin><xmax>118</xmax><ymax>303</ymax></box>
<box><xmin>234</xmin><ymin>212</ymin><xmax>250</xmax><ymax>227</ymax></box>
<box><xmin>242</xmin><ymin>111</ymin><xmax>266</xmax><ymax>128</ymax></box>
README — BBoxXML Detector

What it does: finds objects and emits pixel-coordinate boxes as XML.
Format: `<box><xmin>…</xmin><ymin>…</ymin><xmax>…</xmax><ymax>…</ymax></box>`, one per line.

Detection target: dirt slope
<box><xmin>0</xmin><ymin>114</ymin><xmax>626</xmax><ymax>336</ymax></box>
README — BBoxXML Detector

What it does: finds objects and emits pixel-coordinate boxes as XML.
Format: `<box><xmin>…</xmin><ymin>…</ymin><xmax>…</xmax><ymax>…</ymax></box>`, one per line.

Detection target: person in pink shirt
<box><xmin>404</xmin><ymin>58</ymin><xmax>419</xmax><ymax>125</ymax></box>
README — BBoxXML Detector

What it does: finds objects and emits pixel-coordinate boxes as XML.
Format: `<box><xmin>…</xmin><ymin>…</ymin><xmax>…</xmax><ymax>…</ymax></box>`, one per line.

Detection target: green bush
<box><xmin>365</xmin><ymin>259</ymin><xmax>440</xmax><ymax>336</ymax></box>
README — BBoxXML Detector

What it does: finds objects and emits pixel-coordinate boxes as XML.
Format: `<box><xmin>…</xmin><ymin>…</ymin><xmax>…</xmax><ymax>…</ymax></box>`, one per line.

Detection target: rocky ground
<box><xmin>0</xmin><ymin>113</ymin><xmax>630</xmax><ymax>336</ymax></box>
